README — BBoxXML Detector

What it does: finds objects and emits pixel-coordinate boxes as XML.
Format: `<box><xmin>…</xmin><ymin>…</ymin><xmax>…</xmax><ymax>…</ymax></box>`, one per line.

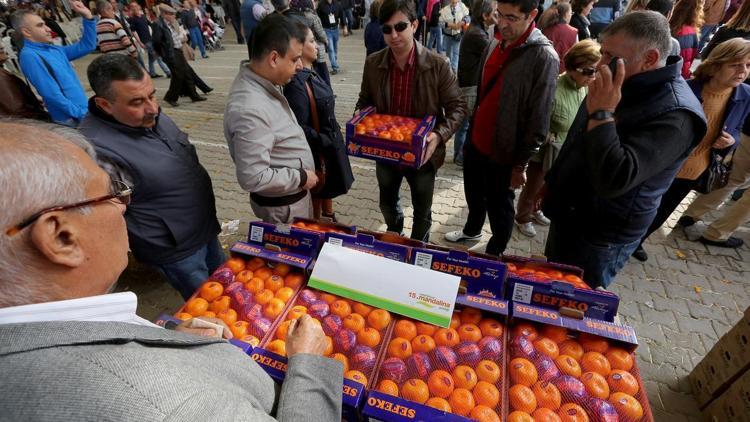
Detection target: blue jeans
<box><xmin>325</xmin><ymin>28</ymin><xmax>340</xmax><ymax>70</ymax></box>
<box><xmin>453</xmin><ymin>117</ymin><xmax>469</xmax><ymax>163</ymax></box>
<box><xmin>443</xmin><ymin>34</ymin><xmax>460</xmax><ymax>72</ymax></box>
<box><xmin>544</xmin><ymin>222</ymin><xmax>640</xmax><ymax>289</ymax></box>
<box><xmin>189</xmin><ymin>26</ymin><xmax>207</xmax><ymax>58</ymax></box>
<box><xmin>427</xmin><ymin>26</ymin><xmax>443</xmax><ymax>54</ymax></box>
<box><xmin>156</xmin><ymin>236</ymin><xmax>226</xmax><ymax>299</ymax></box>
<box><xmin>343</xmin><ymin>8</ymin><xmax>354</xmax><ymax>32</ymax></box>
<box><xmin>699</xmin><ymin>24</ymin><xmax>717</xmax><ymax>52</ymax></box>
<box><xmin>146</xmin><ymin>41</ymin><xmax>171</xmax><ymax>77</ymax></box>
<box><xmin>376</xmin><ymin>161</ymin><xmax>436</xmax><ymax>242</ymax></box>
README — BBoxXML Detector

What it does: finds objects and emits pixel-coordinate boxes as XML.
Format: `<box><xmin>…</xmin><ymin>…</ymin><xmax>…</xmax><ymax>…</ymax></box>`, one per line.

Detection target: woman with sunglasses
<box><xmin>515</xmin><ymin>39</ymin><xmax>601</xmax><ymax>237</ymax></box>
<box><xmin>283</xmin><ymin>27</ymin><xmax>354</xmax><ymax>220</ymax></box>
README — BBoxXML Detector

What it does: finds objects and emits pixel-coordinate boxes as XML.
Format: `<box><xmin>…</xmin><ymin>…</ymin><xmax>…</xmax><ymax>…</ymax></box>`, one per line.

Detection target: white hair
<box><xmin>0</xmin><ymin>119</ymin><xmax>97</xmax><ymax>307</ymax></box>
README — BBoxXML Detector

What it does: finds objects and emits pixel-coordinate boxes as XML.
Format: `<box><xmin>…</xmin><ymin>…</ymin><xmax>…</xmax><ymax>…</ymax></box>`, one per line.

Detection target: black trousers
<box><xmin>640</xmin><ymin>177</ymin><xmax>697</xmax><ymax>244</ymax></box>
<box><xmin>164</xmin><ymin>49</ymin><xmax>199</xmax><ymax>102</ymax></box>
<box><xmin>462</xmin><ymin>142</ymin><xmax>516</xmax><ymax>256</ymax></box>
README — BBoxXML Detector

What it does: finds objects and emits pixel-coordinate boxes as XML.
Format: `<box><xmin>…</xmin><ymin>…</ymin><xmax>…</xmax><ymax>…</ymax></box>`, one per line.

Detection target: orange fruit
<box><xmin>387</xmin><ymin>337</ymin><xmax>413</xmax><ymax>359</ymax></box>
<box><xmin>225</xmin><ymin>257</ymin><xmax>246</xmax><ymax>273</ymax></box>
<box><xmin>230</xmin><ymin>320</ymin><xmax>249</xmax><ymax>338</ymax></box>
<box><xmin>244</xmin><ymin>277</ymin><xmax>265</xmax><ymax>294</ymax></box>
<box><xmin>286</xmin><ymin>305</ymin><xmax>307</xmax><ymax>320</ymax></box>
<box><xmin>271</xmin><ymin>263</ymin><xmax>291</xmax><ymax>277</ymax></box>
<box><xmin>541</xmin><ymin>325</ymin><xmax>569</xmax><ymax>344</ymax></box>
<box><xmin>509</xmin><ymin>384</ymin><xmax>537</xmax><ymax>413</ymax></box>
<box><xmin>401</xmin><ymin>379</ymin><xmax>430</xmax><ymax>404</ymax></box>
<box><xmin>345</xmin><ymin>370</ymin><xmax>368</xmax><ymax>386</ymax></box>
<box><xmin>607</xmin><ymin>369</ymin><xmax>640</xmax><ymax>396</ymax></box>
<box><xmin>254</xmin><ymin>289</ymin><xmax>274</xmax><ymax>306</ymax></box>
<box><xmin>605</xmin><ymin>347</ymin><xmax>635</xmax><ymax>371</ymax></box>
<box><xmin>580</xmin><ymin>372</ymin><xmax>610</xmax><ymax>399</ymax></box>
<box><xmin>358</xmin><ymin>327</ymin><xmax>382</xmax><ymax>348</ymax></box>
<box><xmin>199</xmin><ymin>281</ymin><xmax>224</xmax><ymax>302</ymax></box>
<box><xmin>236</xmin><ymin>270</ymin><xmax>254</xmax><ymax>284</ymax></box>
<box><xmin>457</xmin><ymin>324</ymin><xmax>482</xmax><ymax>343</ymax></box>
<box><xmin>532</xmin><ymin>380</ymin><xmax>562</xmax><ymax>410</ymax></box>
<box><xmin>460</xmin><ymin>307</ymin><xmax>483</xmax><ymax>325</ymax></box>
<box><xmin>174</xmin><ymin>312</ymin><xmax>192</xmax><ymax>321</ymax></box>
<box><xmin>534</xmin><ymin>337</ymin><xmax>560</xmax><ymax>359</ymax></box>
<box><xmin>478</xmin><ymin>318</ymin><xmax>504</xmax><ymax>338</ymax></box>
<box><xmin>555</xmin><ymin>355</ymin><xmax>582</xmax><ymax>378</ymax></box>
<box><xmin>579</xmin><ymin>333</ymin><xmax>609</xmax><ymax>354</ymax></box>
<box><xmin>343</xmin><ymin>313</ymin><xmax>365</xmax><ymax>333</ymax></box>
<box><xmin>323</xmin><ymin>336</ymin><xmax>333</xmax><ymax>356</ymax></box>
<box><xmin>533</xmin><ymin>408</ymin><xmax>563</xmax><ymax>422</ymax></box>
<box><xmin>581</xmin><ymin>352</ymin><xmax>611</xmax><ymax>377</ymax></box>
<box><xmin>376</xmin><ymin>379</ymin><xmax>399</xmax><ymax>396</ymax></box>
<box><xmin>559</xmin><ymin>340</ymin><xmax>584</xmax><ymax>362</ymax></box>
<box><xmin>476</xmin><ymin>360</ymin><xmax>501</xmax><ymax>384</ymax></box>
<box><xmin>245</xmin><ymin>257</ymin><xmax>265</xmax><ymax>271</ymax></box>
<box><xmin>353</xmin><ymin>303</ymin><xmax>373</xmax><ymax>317</ymax></box>
<box><xmin>512</xmin><ymin>323</ymin><xmax>538</xmax><ymax>341</ymax></box>
<box><xmin>209</xmin><ymin>295</ymin><xmax>230</xmax><ymax>313</ymax></box>
<box><xmin>557</xmin><ymin>403</ymin><xmax>589</xmax><ymax>422</ymax></box>
<box><xmin>470</xmin><ymin>405</ymin><xmax>501</xmax><ymax>422</ymax></box>
<box><xmin>609</xmin><ymin>392</ymin><xmax>643</xmax><ymax>419</ymax></box>
<box><xmin>415</xmin><ymin>322</ymin><xmax>437</xmax><ymax>336</ymax></box>
<box><xmin>473</xmin><ymin>381</ymin><xmax>500</xmax><ymax>408</ymax></box>
<box><xmin>266</xmin><ymin>339</ymin><xmax>286</xmax><ymax>356</ymax></box>
<box><xmin>424</xmin><ymin>397</ymin><xmax>452</xmax><ymax>412</ymax></box>
<box><xmin>367</xmin><ymin>309</ymin><xmax>392</xmax><ymax>330</ymax></box>
<box><xmin>184</xmin><ymin>297</ymin><xmax>209</xmax><ymax>316</ymax></box>
<box><xmin>202</xmin><ymin>311</ymin><xmax>216</xmax><ymax>318</ymax></box>
<box><xmin>275</xmin><ymin>286</ymin><xmax>294</xmax><ymax>303</ymax></box>
<box><xmin>434</xmin><ymin>328</ymin><xmax>460</xmax><ymax>347</ymax></box>
<box><xmin>284</xmin><ymin>272</ymin><xmax>305</xmax><ymax>288</ymax></box>
<box><xmin>240</xmin><ymin>335</ymin><xmax>260</xmax><ymax>346</ymax></box>
<box><xmin>450</xmin><ymin>314</ymin><xmax>461</xmax><ymax>329</ymax></box>
<box><xmin>412</xmin><ymin>335</ymin><xmax>436</xmax><ymax>353</ymax></box>
<box><xmin>394</xmin><ymin>320</ymin><xmax>418</xmax><ymax>340</ymax></box>
<box><xmin>319</xmin><ymin>293</ymin><xmax>338</xmax><ymax>304</ymax></box>
<box><xmin>263</xmin><ymin>298</ymin><xmax>285</xmax><ymax>319</ymax></box>
<box><xmin>447</xmin><ymin>388</ymin><xmax>475</xmax><ymax>416</ymax></box>
<box><xmin>451</xmin><ymin>365</ymin><xmax>478</xmax><ymax>390</ymax></box>
<box><xmin>275</xmin><ymin>320</ymin><xmax>292</xmax><ymax>340</ymax></box>
<box><xmin>254</xmin><ymin>266</ymin><xmax>273</xmax><ymax>280</ymax></box>
<box><xmin>217</xmin><ymin>308</ymin><xmax>237</xmax><ymax>326</ymax></box>
<box><xmin>427</xmin><ymin>370</ymin><xmax>455</xmax><ymax>398</ymax></box>
<box><xmin>265</xmin><ymin>275</ymin><xmax>284</xmax><ymax>292</ymax></box>
<box><xmin>331</xmin><ymin>300</ymin><xmax>352</xmax><ymax>318</ymax></box>
<box><xmin>508</xmin><ymin>411</ymin><xmax>534</xmax><ymax>422</ymax></box>
<box><xmin>509</xmin><ymin>357</ymin><xmax>539</xmax><ymax>387</ymax></box>
<box><xmin>331</xmin><ymin>353</ymin><xmax>349</xmax><ymax>373</ymax></box>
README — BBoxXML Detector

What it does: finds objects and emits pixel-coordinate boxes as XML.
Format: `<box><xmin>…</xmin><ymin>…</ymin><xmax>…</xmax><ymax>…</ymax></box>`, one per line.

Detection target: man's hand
<box><xmin>422</xmin><ymin>132</ymin><xmax>441</xmax><ymax>165</ymax></box>
<box><xmin>286</xmin><ymin>314</ymin><xmax>328</xmax><ymax>357</ymax></box>
<box><xmin>302</xmin><ymin>169</ymin><xmax>319</xmax><ymax>190</ymax></box>
<box><xmin>510</xmin><ymin>166</ymin><xmax>526</xmax><ymax>190</ymax></box>
<box><xmin>176</xmin><ymin>317</ymin><xmax>233</xmax><ymax>339</ymax></box>
<box><xmin>713</xmin><ymin>130</ymin><xmax>735</xmax><ymax>149</ymax></box>
<box><xmin>70</xmin><ymin>0</ymin><xmax>94</xmax><ymax>19</ymax></box>
<box><xmin>586</xmin><ymin>58</ymin><xmax>625</xmax><ymax>115</ymax></box>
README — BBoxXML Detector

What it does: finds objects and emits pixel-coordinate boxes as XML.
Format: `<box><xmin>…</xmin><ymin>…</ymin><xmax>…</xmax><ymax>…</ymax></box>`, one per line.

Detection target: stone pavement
<box><xmin>69</xmin><ymin>27</ymin><xmax>750</xmax><ymax>420</ymax></box>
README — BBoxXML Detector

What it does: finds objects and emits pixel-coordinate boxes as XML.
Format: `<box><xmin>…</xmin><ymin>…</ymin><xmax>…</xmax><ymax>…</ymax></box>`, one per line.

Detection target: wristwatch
<box><xmin>589</xmin><ymin>110</ymin><xmax>615</xmax><ymax>121</ymax></box>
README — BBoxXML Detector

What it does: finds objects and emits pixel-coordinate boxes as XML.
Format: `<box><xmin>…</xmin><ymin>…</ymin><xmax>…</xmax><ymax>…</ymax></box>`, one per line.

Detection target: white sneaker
<box><xmin>515</xmin><ymin>221</ymin><xmax>537</xmax><ymax>237</ymax></box>
<box><xmin>444</xmin><ymin>230</ymin><xmax>482</xmax><ymax>242</ymax></box>
<box><xmin>532</xmin><ymin>210</ymin><xmax>550</xmax><ymax>226</ymax></box>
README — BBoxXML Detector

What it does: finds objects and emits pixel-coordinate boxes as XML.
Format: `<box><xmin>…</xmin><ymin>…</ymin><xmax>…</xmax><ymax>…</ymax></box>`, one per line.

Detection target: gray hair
<box><xmin>0</xmin><ymin>119</ymin><xmax>97</xmax><ymax>308</ymax></box>
<box><xmin>601</xmin><ymin>11</ymin><xmax>673</xmax><ymax>66</ymax></box>
<box><xmin>10</xmin><ymin>9</ymin><xmax>34</xmax><ymax>32</ymax></box>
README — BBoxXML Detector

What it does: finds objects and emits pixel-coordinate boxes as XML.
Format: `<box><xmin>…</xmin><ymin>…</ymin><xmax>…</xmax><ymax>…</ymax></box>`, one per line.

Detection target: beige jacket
<box><xmin>224</xmin><ymin>64</ymin><xmax>315</xmax><ymax>197</ymax></box>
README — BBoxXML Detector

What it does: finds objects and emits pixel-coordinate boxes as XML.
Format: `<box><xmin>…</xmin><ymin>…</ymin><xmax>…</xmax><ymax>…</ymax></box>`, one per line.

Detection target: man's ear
<box><xmin>94</xmin><ymin>96</ymin><xmax>114</xmax><ymax>115</ymax></box>
<box><xmin>29</xmin><ymin>212</ymin><xmax>86</xmax><ymax>268</ymax></box>
<box><xmin>528</xmin><ymin>7</ymin><xmax>539</xmax><ymax>21</ymax></box>
<box><xmin>643</xmin><ymin>48</ymin><xmax>660</xmax><ymax>69</ymax></box>
<box><xmin>268</xmin><ymin>50</ymin><xmax>280</xmax><ymax>68</ymax></box>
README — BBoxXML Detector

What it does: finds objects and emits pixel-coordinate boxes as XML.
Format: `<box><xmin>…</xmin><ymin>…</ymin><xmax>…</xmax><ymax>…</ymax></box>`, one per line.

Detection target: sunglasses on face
<box><xmin>382</xmin><ymin>21</ymin><xmax>410</xmax><ymax>34</ymax></box>
<box><xmin>575</xmin><ymin>67</ymin><xmax>597</xmax><ymax>76</ymax></box>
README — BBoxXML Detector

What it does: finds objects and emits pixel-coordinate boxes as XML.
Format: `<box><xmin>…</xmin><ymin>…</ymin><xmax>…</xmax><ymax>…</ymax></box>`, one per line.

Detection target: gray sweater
<box><xmin>0</xmin><ymin>321</ymin><xmax>343</xmax><ymax>421</ymax></box>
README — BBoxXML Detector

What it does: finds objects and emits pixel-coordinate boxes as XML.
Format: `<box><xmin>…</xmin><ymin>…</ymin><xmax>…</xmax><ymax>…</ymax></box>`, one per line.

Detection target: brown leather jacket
<box><xmin>356</xmin><ymin>42</ymin><xmax>467</xmax><ymax>169</ymax></box>
<box><xmin>0</xmin><ymin>68</ymin><xmax>48</xmax><ymax>120</ymax></box>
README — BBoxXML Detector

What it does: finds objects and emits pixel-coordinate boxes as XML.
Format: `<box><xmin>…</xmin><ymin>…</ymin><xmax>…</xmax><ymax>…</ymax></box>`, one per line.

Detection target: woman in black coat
<box><xmin>284</xmin><ymin>27</ymin><xmax>354</xmax><ymax>220</ymax></box>
<box><xmin>570</xmin><ymin>0</ymin><xmax>595</xmax><ymax>40</ymax></box>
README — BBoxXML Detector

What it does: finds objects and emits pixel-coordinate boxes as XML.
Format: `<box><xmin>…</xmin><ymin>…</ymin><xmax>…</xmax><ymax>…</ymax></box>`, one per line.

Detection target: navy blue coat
<box><xmin>688</xmin><ymin>78</ymin><xmax>750</xmax><ymax>157</ymax></box>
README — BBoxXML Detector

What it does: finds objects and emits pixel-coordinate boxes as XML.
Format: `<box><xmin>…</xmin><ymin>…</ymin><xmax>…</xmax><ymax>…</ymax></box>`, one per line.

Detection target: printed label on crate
<box><xmin>309</xmin><ymin>243</ymin><xmax>460</xmax><ymax>327</ymax></box>
<box><xmin>363</xmin><ymin>391</ymin><xmax>472</xmax><ymax>422</ymax></box>
<box><xmin>230</xmin><ymin>242</ymin><xmax>312</xmax><ymax>271</ymax></box>
<box><xmin>325</xmin><ymin>232</ymin><xmax>411</xmax><ymax>262</ymax></box>
<box><xmin>247</xmin><ymin>221</ymin><xmax>323</xmax><ymax>257</ymax></box>
<box><xmin>412</xmin><ymin>248</ymin><xmax>507</xmax><ymax>299</ymax></box>
<box><xmin>456</xmin><ymin>295</ymin><xmax>509</xmax><ymax>316</ymax></box>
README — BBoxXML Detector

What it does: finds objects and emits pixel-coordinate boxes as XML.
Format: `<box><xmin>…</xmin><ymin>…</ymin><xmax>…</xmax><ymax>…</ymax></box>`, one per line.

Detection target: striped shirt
<box><xmin>388</xmin><ymin>45</ymin><xmax>417</xmax><ymax>117</ymax></box>
<box><xmin>96</xmin><ymin>18</ymin><xmax>136</xmax><ymax>56</ymax></box>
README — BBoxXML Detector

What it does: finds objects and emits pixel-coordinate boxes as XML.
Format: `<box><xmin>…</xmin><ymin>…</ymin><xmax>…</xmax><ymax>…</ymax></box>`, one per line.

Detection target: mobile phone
<box><xmin>608</xmin><ymin>57</ymin><xmax>620</xmax><ymax>76</ymax></box>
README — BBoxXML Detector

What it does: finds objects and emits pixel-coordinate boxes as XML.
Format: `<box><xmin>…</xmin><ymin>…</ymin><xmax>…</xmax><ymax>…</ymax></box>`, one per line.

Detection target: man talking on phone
<box><xmin>542</xmin><ymin>11</ymin><xmax>707</xmax><ymax>289</ymax></box>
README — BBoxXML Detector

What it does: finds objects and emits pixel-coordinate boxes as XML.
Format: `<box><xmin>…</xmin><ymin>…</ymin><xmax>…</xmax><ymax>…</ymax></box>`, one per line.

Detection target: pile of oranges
<box><xmin>354</xmin><ymin>113</ymin><xmax>421</xmax><ymax>143</ymax></box>
<box><xmin>175</xmin><ymin>256</ymin><xmax>305</xmax><ymax>347</ymax></box>
<box><xmin>505</xmin><ymin>262</ymin><xmax>591</xmax><ymax>291</ymax></box>
<box><xmin>508</xmin><ymin>322</ymin><xmax>648</xmax><ymax>422</ymax></box>
<box><xmin>266</xmin><ymin>288</ymin><xmax>392</xmax><ymax>378</ymax></box>
<box><xmin>373</xmin><ymin>308</ymin><xmax>506</xmax><ymax>422</ymax></box>
<box><xmin>291</xmin><ymin>221</ymin><xmax>347</xmax><ymax>234</ymax></box>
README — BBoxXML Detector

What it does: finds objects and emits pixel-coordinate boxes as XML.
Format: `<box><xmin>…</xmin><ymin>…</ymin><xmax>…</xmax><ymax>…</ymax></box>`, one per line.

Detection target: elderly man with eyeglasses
<box><xmin>77</xmin><ymin>54</ymin><xmax>223</xmax><ymax>300</ymax></box>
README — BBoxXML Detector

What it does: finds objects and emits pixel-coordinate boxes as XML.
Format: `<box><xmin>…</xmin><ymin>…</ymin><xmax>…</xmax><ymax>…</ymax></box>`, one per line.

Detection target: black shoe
<box><xmin>699</xmin><ymin>236</ymin><xmax>744</xmax><ymax>248</ymax></box>
<box><xmin>202</xmin><ymin>54</ymin><xmax>210</xmax><ymax>59</ymax></box>
<box><xmin>331</xmin><ymin>69</ymin><xmax>338</xmax><ymax>75</ymax></box>
<box><xmin>732</xmin><ymin>189</ymin><xmax>745</xmax><ymax>201</ymax></box>
<box><xmin>191</xmin><ymin>96</ymin><xmax>207</xmax><ymax>102</ymax></box>
<box><xmin>166</xmin><ymin>74</ymin><xmax>172</xmax><ymax>78</ymax></box>
<box><xmin>165</xmin><ymin>99</ymin><xmax>179</xmax><ymax>107</ymax></box>
<box><xmin>632</xmin><ymin>245</ymin><xmax>648</xmax><ymax>262</ymax></box>
<box><xmin>151</xmin><ymin>74</ymin><xmax>163</xmax><ymax>78</ymax></box>
<box><xmin>677</xmin><ymin>216</ymin><xmax>696</xmax><ymax>227</ymax></box>
<box><xmin>203</xmin><ymin>87</ymin><xmax>214</xmax><ymax>94</ymax></box>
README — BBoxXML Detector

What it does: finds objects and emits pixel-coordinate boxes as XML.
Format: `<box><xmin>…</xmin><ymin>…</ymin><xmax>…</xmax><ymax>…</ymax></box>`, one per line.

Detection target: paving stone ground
<box><xmin>69</xmin><ymin>25</ymin><xmax>750</xmax><ymax>420</ymax></box>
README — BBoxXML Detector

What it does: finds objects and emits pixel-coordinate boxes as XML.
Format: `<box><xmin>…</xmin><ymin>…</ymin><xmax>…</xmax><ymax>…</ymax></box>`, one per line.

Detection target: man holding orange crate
<box><xmin>356</xmin><ymin>0</ymin><xmax>466</xmax><ymax>242</ymax></box>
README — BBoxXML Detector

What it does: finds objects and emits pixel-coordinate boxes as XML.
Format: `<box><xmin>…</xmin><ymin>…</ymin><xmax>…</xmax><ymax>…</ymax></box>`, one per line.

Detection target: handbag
<box><xmin>304</xmin><ymin>79</ymin><xmax>327</xmax><ymax>194</ymax></box>
<box><xmin>695</xmin><ymin>150</ymin><xmax>733</xmax><ymax>194</ymax></box>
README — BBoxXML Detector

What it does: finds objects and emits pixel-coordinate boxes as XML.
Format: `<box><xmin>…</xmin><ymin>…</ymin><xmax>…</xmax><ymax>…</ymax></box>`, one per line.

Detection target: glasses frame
<box><xmin>5</xmin><ymin>180</ymin><xmax>132</xmax><ymax>237</ymax></box>
<box><xmin>493</xmin><ymin>10</ymin><xmax>528</xmax><ymax>23</ymax></box>
<box><xmin>382</xmin><ymin>21</ymin><xmax>410</xmax><ymax>34</ymax></box>
<box><xmin>575</xmin><ymin>67</ymin><xmax>597</xmax><ymax>76</ymax></box>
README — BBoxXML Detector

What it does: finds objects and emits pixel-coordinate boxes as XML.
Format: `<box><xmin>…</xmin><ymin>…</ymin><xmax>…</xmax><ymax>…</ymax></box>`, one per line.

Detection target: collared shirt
<box><xmin>0</xmin><ymin>292</ymin><xmax>158</xmax><ymax>327</ymax></box>
<box><xmin>388</xmin><ymin>44</ymin><xmax>417</xmax><ymax>116</ymax></box>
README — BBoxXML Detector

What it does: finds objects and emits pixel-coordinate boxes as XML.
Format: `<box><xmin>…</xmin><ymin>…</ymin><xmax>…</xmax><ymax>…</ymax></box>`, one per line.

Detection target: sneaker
<box><xmin>631</xmin><ymin>245</ymin><xmax>648</xmax><ymax>262</ymax></box>
<box><xmin>677</xmin><ymin>216</ymin><xmax>695</xmax><ymax>227</ymax></box>
<box><xmin>515</xmin><ymin>221</ymin><xmax>536</xmax><ymax>237</ymax></box>
<box><xmin>331</xmin><ymin>69</ymin><xmax>339</xmax><ymax>75</ymax></box>
<box><xmin>444</xmin><ymin>230</ymin><xmax>482</xmax><ymax>242</ymax></box>
<box><xmin>532</xmin><ymin>210</ymin><xmax>550</xmax><ymax>226</ymax></box>
<box><xmin>699</xmin><ymin>236</ymin><xmax>744</xmax><ymax>248</ymax></box>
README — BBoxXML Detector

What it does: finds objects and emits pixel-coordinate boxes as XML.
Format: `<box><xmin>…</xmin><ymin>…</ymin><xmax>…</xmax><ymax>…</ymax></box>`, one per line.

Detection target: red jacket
<box><xmin>543</xmin><ymin>23</ymin><xmax>578</xmax><ymax>73</ymax></box>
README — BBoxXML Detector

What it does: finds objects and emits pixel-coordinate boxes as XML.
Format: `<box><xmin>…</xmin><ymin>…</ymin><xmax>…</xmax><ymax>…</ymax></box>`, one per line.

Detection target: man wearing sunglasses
<box><xmin>356</xmin><ymin>0</ymin><xmax>466</xmax><ymax>242</ymax></box>
<box><xmin>78</xmin><ymin>54</ymin><xmax>223</xmax><ymax>301</ymax></box>
<box><xmin>444</xmin><ymin>0</ymin><xmax>558</xmax><ymax>256</ymax></box>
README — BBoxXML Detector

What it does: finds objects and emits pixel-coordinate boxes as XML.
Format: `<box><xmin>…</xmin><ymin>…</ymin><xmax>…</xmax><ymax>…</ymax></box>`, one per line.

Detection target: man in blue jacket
<box><xmin>10</xmin><ymin>1</ymin><xmax>97</xmax><ymax>126</ymax></box>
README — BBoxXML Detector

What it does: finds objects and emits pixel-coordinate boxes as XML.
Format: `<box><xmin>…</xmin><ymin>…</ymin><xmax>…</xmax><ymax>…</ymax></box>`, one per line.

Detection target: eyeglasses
<box><xmin>575</xmin><ymin>67</ymin><xmax>597</xmax><ymax>76</ymax></box>
<box><xmin>382</xmin><ymin>21</ymin><xmax>410</xmax><ymax>34</ymax></box>
<box><xmin>5</xmin><ymin>180</ymin><xmax>132</xmax><ymax>237</ymax></box>
<box><xmin>493</xmin><ymin>10</ymin><xmax>527</xmax><ymax>23</ymax></box>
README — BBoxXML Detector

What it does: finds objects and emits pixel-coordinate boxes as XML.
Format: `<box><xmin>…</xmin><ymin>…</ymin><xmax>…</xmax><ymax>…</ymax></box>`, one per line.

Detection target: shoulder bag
<box><xmin>695</xmin><ymin>150</ymin><xmax>733</xmax><ymax>194</ymax></box>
